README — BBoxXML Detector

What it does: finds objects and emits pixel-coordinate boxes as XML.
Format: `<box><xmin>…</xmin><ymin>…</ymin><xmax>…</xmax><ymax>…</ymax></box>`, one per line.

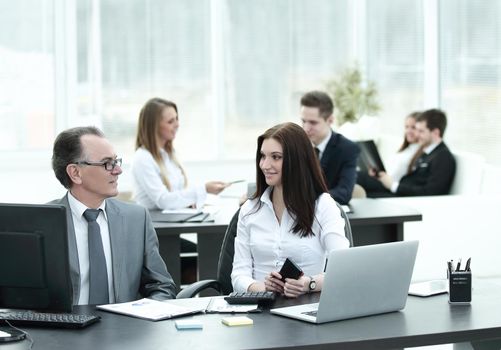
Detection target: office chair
<box><xmin>177</xmin><ymin>208</ymin><xmax>239</xmax><ymax>298</ymax></box>
<box><xmin>336</xmin><ymin>201</ymin><xmax>354</xmax><ymax>248</ymax></box>
<box><xmin>176</xmin><ymin>202</ymin><xmax>353</xmax><ymax>298</ymax></box>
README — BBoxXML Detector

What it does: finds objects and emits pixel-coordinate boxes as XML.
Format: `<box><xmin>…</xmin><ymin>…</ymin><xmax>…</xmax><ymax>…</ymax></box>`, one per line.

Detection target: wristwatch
<box><xmin>308</xmin><ymin>276</ymin><xmax>316</xmax><ymax>292</ymax></box>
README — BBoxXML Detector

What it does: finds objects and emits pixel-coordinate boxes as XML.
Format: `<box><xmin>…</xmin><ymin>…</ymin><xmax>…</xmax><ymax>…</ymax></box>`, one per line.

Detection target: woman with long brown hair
<box><xmin>132</xmin><ymin>97</ymin><xmax>227</xmax><ymax>210</ymax></box>
<box><xmin>231</xmin><ymin>122</ymin><xmax>349</xmax><ymax>298</ymax></box>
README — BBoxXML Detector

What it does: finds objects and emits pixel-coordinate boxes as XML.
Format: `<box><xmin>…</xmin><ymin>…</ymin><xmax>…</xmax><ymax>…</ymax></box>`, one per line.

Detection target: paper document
<box><xmin>96</xmin><ymin>298</ymin><xmax>203</xmax><ymax>321</ymax></box>
<box><xmin>408</xmin><ymin>280</ymin><xmax>448</xmax><ymax>297</ymax></box>
<box><xmin>162</xmin><ymin>208</ymin><xmax>200</xmax><ymax>215</ymax></box>
<box><xmin>205</xmin><ymin>297</ymin><xmax>260</xmax><ymax>313</ymax></box>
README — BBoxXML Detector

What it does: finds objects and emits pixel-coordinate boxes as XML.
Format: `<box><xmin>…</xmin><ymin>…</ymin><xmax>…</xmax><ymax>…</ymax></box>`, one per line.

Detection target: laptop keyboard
<box><xmin>0</xmin><ymin>310</ymin><xmax>101</xmax><ymax>328</ymax></box>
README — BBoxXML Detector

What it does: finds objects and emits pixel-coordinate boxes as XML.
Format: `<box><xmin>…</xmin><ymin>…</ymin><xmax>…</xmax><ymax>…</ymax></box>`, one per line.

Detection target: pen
<box><xmin>447</xmin><ymin>260</ymin><xmax>453</xmax><ymax>275</ymax></box>
<box><xmin>456</xmin><ymin>258</ymin><xmax>461</xmax><ymax>272</ymax></box>
<box><xmin>465</xmin><ymin>257</ymin><xmax>471</xmax><ymax>272</ymax></box>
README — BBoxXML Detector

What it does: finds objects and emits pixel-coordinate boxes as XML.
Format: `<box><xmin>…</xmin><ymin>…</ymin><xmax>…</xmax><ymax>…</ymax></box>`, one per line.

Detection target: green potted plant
<box><xmin>326</xmin><ymin>64</ymin><xmax>380</xmax><ymax>127</ymax></box>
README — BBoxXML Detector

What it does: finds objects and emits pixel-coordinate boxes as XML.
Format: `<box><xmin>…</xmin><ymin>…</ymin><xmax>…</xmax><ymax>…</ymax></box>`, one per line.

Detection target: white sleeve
<box><xmin>132</xmin><ymin>149</ymin><xmax>206</xmax><ymax>210</ymax></box>
<box><xmin>316</xmin><ymin>194</ymin><xmax>350</xmax><ymax>252</ymax></box>
<box><xmin>387</xmin><ymin>145</ymin><xmax>420</xmax><ymax>182</ymax></box>
<box><xmin>385</xmin><ymin>152</ymin><xmax>401</xmax><ymax>180</ymax></box>
<box><xmin>391</xmin><ymin>181</ymin><xmax>400</xmax><ymax>193</ymax></box>
<box><xmin>231</xmin><ymin>204</ymin><xmax>257</xmax><ymax>292</ymax></box>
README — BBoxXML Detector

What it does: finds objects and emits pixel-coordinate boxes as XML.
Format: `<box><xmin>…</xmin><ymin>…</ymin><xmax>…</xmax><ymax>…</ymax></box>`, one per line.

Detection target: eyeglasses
<box><xmin>75</xmin><ymin>158</ymin><xmax>122</xmax><ymax>171</ymax></box>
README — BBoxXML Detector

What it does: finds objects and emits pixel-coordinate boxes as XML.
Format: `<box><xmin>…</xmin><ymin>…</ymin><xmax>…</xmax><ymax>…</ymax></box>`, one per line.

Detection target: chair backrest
<box><xmin>351</xmin><ymin>184</ymin><xmax>367</xmax><ymax>199</ymax></box>
<box><xmin>449</xmin><ymin>151</ymin><xmax>485</xmax><ymax>195</ymax></box>
<box><xmin>336</xmin><ymin>202</ymin><xmax>354</xmax><ymax>247</ymax></box>
<box><xmin>216</xmin><ymin>208</ymin><xmax>240</xmax><ymax>295</ymax></box>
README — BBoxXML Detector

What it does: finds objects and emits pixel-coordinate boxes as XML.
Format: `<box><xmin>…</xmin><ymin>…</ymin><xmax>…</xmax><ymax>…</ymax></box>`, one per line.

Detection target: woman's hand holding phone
<box><xmin>264</xmin><ymin>271</ymin><xmax>285</xmax><ymax>293</ymax></box>
<box><xmin>264</xmin><ymin>258</ymin><xmax>305</xmax><ymax>296</ymax></box>
<box><xmin>283</xmin><ymin>275</ymin><xmax>310</xmax><ymax>298</ymax></box>
<box><xmin>279</xmin><ymin>258</ymin><xmax>304</xmax><ymax>281</ymax></box>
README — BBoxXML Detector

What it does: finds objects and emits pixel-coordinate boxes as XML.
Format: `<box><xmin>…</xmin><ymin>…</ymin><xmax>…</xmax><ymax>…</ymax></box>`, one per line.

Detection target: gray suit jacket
<box><xmin>50</xmin><ymin>194</ymin><xmax>177</xmax><ymax>304</ymax></box>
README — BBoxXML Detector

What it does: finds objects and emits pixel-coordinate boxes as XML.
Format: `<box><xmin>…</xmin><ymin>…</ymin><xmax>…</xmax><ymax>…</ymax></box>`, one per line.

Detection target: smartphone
<box><xmin>278</xmin><ymin>258</ymin><xmax>304</xmax><ymax>282</ymax></box>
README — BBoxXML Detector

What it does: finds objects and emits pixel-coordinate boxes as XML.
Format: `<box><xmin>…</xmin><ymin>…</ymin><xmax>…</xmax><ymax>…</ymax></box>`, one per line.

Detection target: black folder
<box><xmin>357</xmin><ymin>140</ymin><xmax>386</xmax><ymax>173</ymax></box>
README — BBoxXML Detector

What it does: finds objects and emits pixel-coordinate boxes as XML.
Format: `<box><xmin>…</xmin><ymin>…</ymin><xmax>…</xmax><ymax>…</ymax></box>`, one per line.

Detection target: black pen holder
<box><xmin>448</xmin><ymin>271</ymin><xmax>471</xmax><ymax>304</ymax></box>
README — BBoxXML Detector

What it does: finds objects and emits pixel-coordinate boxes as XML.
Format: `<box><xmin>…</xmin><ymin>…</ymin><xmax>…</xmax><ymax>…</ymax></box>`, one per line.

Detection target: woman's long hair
<box><xmin>135</xmin><ymin>97</ymin><xmax>187</xmax><ymax>190</ymax></box>
<box><xmin>399</xmin><ymin>111</ymin><xmax>425</xmax><ymax>174</ymax></box>
<box><xmin>398</xmin><ymin>111</ymin><xmax>421</xmax><ymax>152</ymax></box>
<box><xmin>252</xmin><ymin>122</ymin><xmax>328</xmax><ymax>237</ymax></box>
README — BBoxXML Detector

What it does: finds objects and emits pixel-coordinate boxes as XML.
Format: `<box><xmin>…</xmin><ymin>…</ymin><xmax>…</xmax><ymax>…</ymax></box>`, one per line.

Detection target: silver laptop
<box><xmin>270</xmin><ymin>240</ymin><xmax>418</xmax><ymax>324</ymax></box>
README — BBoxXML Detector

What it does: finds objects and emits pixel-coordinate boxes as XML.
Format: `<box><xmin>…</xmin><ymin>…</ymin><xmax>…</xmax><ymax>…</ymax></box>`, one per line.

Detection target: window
<box><xmin>440</xmin><ymin>0</ymin><xmax>501</xmax><ymax>165</ymax></box>
<box><xmin>0</xmin><ymin>0</ymin><xmax>55</xmax><ymax>152</ymax></box>
<box><xmin>75</xmin><ymin>0</ymin><xmax>351</xmax><ymax>161</ymax></box>
<box><xmin>221</xmin><ymin>0</ymin><xmax>350</xmax><ymax>159</ymax></box>
<box><xmin>1</xmin><ymin>0</ymin><xmax>500</xmax><ymax>170</ymax></box>
<box><xmin>366</xmin><ymin>0</ymin><xmax>424</xmax><ymax>138</ymax></box>
<box><xmin>77</xmin><ymin>0</ymin><xmax>212</xmax><ymax>162</ymax></box>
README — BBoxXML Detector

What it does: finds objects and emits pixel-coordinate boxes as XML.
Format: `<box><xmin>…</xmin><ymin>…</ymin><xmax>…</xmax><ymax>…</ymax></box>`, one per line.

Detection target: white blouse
<box><xmin>231</xmin><ymin>187</ymin><xmax>349</xmax><ymax>292</ymax></box>
<box><xmin>132</xmin><ymin>147</ymin><xmax>207</xmax><ymax>210</ymax></box>
<box><xmin>386</xmin><ymin>143</ymin><xmax>420</xmax><ymax>182</ymax></box>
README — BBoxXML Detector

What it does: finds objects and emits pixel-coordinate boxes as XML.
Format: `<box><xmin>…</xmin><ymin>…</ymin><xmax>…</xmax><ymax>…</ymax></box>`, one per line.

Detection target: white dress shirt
<box><xmin>132</xmin><ymin>147</ymin><xmax>207</xmax><ymax>210</ymax></box>
<box><xmin>67</xmin><ymin>192</ymin><xmax>115</xmax><ymax>305</ymax></box>
<box><xmin>314</xmin><ymin>130</ymin><xmax>332</xmax><ymax>160</ymax></box>
<box><xmin>386</xmin><ymin>143</ymin><xmax>420</xmax><ymax>182</ymax></box>
<box><xmin>231</xmin><ymin>187</ymin><xmax>349</xmax><ymax>292</ymax></box>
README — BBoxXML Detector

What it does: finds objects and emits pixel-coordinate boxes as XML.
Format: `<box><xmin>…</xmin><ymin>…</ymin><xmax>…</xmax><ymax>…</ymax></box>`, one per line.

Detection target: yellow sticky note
<box><xmin>221</xmin><ymin>316</ymin><xmax>253</xmax><ymax>327</ymax></box>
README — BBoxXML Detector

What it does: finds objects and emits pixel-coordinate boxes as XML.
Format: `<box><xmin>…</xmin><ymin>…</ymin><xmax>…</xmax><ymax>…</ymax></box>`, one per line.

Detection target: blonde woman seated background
<box><xmin>132</xmin><ymin>98</ymin><xmax>227</xmax><ymax>210</ymax></box>
<box><xmin>231</xmin><ymin>122</ymin><xmax>349</xmax><ymax>298</ymax></box>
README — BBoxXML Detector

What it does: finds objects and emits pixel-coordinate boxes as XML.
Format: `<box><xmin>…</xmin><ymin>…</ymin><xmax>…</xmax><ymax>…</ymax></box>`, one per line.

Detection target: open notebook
<box><xmin>97</xmin><ymin>298</ymin><xmax>203</xmax><ymax>321</ymax></box>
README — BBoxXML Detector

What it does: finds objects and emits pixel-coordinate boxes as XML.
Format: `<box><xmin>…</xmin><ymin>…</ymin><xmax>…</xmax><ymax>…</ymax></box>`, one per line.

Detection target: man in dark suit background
<box><xmin>51</xmin><ymin>126</ymin><xmax>176</xmax><ymax>305</ymax></box>
<box><xmin>300</xmin><ymin>91</ymin><xmax>360</xmax><ymax>205</ymax></box>
<box><xmin>370</xmin><ymin>109</ymin><xmax>456</xmax><ymax>197</ymax></box>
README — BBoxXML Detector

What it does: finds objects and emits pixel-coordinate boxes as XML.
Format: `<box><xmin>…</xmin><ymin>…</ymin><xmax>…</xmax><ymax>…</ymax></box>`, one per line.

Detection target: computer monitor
<box><xmin>0</xmin><ymin>203</ymin><xmax>73</xmax><ymax>312</ymax></box>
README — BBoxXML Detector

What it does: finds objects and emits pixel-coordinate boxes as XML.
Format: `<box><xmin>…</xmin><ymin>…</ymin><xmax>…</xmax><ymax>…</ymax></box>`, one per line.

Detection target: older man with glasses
<box><xmin>50</xmin><ymin>126</ymin><xmax>176</xmax><ymax>305</ymax></box>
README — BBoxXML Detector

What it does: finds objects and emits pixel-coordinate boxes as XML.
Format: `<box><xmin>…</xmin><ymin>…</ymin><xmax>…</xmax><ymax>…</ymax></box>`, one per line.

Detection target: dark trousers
<box><xmin>356</xmin><ymin>171</ymin><xmax>396</xmax><ymax>198</ymax></box>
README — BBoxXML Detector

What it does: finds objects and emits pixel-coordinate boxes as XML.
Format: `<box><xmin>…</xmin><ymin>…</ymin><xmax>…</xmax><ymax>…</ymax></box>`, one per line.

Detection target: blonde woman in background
<box><xmin>356</xmin><ymin>111</ymin><xmax>422</xmax><ymax>196</ymax></box>
<box><xmin>132</xmin><ymin>97</ymin><xmax>227</xmax><ymax>210</ymax></box>
<box><xmin>385</xmin><ymin>111</ymin><xmax>422</xmax><ymax>181</ymax></box>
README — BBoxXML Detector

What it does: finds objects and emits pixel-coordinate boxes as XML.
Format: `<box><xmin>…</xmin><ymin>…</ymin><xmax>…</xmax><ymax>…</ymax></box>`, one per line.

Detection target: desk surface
<box><xmin>152</xmin><ymin>198</ymin><xmax>423</xmax><ymax>286</ymax></box>
<box><xmin>151</xmin><ymin>198</ymin><xmax>422</xmax><ymax>234</ymax></box>
<box><xmin>8</xmin><ymin>279</ymin><xmax>501</xmax><ymax>350</ymax></box>
<box><xmin>348</xmin><ymin>198</ymin><xmax>422</xmax><ymax>225</ymax></box>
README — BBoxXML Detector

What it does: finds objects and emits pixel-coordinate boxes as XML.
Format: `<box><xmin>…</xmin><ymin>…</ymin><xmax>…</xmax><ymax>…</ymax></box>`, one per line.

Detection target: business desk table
<box><xmin>7</xmin><ymin>279</ymin><xmax>501</xmax><ymax>350</ymax></box>
<box><xmin>152</xmin><ymin>198</ymin><xmax>422</xmax><ymax>288</ymax></box>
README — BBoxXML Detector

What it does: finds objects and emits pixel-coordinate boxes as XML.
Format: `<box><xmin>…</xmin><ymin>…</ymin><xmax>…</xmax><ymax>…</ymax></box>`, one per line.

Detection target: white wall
<box><xmin>378</xmin><ymin>195</ymin><xmax>501</xmax><ymax>282</ymax></box>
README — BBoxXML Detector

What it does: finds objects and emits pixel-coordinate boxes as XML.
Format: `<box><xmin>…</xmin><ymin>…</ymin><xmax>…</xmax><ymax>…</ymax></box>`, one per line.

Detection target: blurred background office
<box><xmin>1</xmin><ymin>0</ymin><xmax>500</xmax><ymax>203</ymax></box>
